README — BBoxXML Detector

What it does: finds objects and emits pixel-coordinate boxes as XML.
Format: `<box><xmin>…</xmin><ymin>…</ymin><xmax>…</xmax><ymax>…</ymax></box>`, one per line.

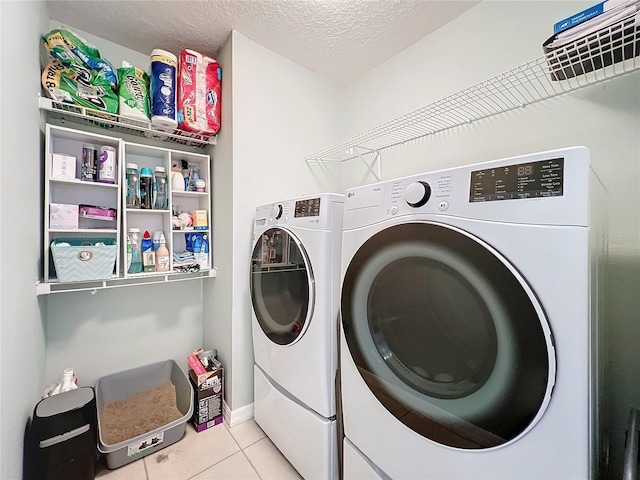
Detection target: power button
<box><xmin>438</xmin><ymin>201</ymin><xmax>449</xmax><ymax>211</ymax></box>
<box><xmin>390</xmin><ymin>206</ymin><xmax>399</xmax><ymax>215</ymax></box>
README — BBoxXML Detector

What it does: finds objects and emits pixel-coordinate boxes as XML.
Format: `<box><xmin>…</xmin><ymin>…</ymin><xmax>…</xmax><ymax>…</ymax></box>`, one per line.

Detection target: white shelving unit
<box><xmin>43</xmin><ymin>124</ymin><xmax>123</xmax><ymax>283</ymax></box>
<box><xmin>39</xmin><ymin>123</ymin><xmax>215</xmax><ymax>295</ymax></box>
<box><xmin>122</xmin><ymin>142</ymin><xmax>212</xmax><ymax>278</ymax></box>
<box><xmin>169</xmin><ymin>149</ymin><xmax>212</xmax><ymax>271</ymax></box>
<box><xmin>306</xmin><ymin>18</ymin><xmax>640</xmax><ymax>173</ymax></box>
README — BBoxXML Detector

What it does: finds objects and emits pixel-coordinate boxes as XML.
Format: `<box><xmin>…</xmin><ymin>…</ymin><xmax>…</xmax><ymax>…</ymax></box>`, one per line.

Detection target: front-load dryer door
<box><xmin>251</xmin><ymin>227</ymin><xmax>314</xmax><ymax>346</ymax></box>
<box><xmin>341</xmin><ymin>222</ymin><xmax>556</xmax><ymax>450</ymax></box>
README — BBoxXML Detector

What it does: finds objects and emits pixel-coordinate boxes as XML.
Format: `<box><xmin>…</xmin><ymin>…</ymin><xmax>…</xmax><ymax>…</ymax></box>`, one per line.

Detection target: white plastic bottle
<box><xmin>156</xmin><ymin>233</ymin><xmax>170</xmax><ymax>272</ymax></box>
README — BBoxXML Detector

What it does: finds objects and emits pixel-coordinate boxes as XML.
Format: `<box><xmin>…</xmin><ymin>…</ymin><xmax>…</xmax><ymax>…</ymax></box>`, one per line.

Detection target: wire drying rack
<box><xmin>39</xmin><ymin>97</ymin><xmax>217</xmax><ymax>148</ymax></box>
<box><xmin>306</xmin><ymin>16</ymin><xmax>640</xmax><ymax>166</ymax></box>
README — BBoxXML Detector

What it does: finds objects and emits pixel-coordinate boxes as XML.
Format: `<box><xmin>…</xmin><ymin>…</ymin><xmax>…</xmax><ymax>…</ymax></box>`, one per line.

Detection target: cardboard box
<box><xmin>188</xmin><ymin>357</ymin><xmax>223</xmax><ymax>432</ymax></box>
<box><xmin>187</xmin><ymin>354</ymin><xmax>215</xmax><ymax>387</ymax></box>
<box><xmin>51</xmin><ymin>153</ymin><xmax>76</xmax><ymax>180</ymax></box>
<box><xmin>189</xmin><ymin>369</ymin><xmax>223</xmax><ymax>432</ymax></box>
<box><xmin>50</xmin><ymin>203</ymin><xmax>79</xmax><ymax>229</ymax></box>
<box><xmin>191</xmin><ymin>210</ymin><xmax>207</xmax><ymax>230</ymax></box>
<box><xmin>79</xmin><ymin>205</ymin><xmax>117</xmax><ymax>221</ymax></box>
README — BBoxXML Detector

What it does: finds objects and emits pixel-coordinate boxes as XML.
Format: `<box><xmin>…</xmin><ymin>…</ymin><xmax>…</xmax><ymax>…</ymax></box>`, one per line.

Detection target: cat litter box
<box><xmin>95</xmin><ymin>359</ymin><xmax>193</xmax><ymax>469</ymax></box>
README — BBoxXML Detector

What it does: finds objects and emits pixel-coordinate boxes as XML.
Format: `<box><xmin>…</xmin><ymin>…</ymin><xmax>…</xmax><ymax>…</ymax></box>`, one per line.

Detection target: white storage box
<box><xmin>50</xmin><ymin>204</ymin><xmax>79</xmax><ymax>230</ymax></box>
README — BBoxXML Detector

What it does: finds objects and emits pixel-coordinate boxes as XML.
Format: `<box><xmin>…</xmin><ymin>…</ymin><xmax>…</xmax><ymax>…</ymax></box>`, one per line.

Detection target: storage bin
<box><xmin>95</xmin><ymin>359</ymin><xmax>193</xmax><ymax>469</ymax></box>
<box><xmin>51</xmin><ymin>238</ymin><xmax>117</xmax><ymax>282</ymax></box>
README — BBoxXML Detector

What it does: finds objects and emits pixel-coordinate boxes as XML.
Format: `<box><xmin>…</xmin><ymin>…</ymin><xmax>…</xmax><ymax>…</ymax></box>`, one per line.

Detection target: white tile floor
<box><xmin>95</xmin><ymin>419</ymin><xmax>302</xmax><ymax>480</ymax></box>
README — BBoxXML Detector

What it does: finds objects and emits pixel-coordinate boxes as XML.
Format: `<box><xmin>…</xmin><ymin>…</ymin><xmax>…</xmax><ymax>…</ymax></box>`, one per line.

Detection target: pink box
<box><xmin>79</xmin><ymin>205</ymin><xmax>116</xmax><ymax>221</ymax></box>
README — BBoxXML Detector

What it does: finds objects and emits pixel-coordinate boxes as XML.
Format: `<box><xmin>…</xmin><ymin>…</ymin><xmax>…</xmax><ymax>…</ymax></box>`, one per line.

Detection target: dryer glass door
<box><xmin>251</xmin><ymin>227</ymin><xmax>314</xmax><ymax>346</ymax></box>
<box><xmin>341</xmin><ymin>222</ymin><xmax>555</xmax><ymax>450</ymax></box>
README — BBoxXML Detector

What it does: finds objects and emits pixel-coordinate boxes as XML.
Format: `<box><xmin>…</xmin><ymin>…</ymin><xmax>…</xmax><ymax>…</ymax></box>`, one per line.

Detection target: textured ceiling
<box><xmin>47</xmin><ymin>0</ymin><xmax>479</xmax><ymax>85</ymax></box>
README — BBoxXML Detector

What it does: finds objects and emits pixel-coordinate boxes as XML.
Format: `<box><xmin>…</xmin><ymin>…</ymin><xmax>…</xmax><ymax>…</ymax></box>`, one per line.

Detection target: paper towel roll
<box><xmin>118</xmin><ymin>61</ymin><xmax>150</xmax><ymax>123</ymax></box>
<box><xmin>150</xmin><ymin>49</ymin><xmax>178</xmax><ymax>130</ymax></box>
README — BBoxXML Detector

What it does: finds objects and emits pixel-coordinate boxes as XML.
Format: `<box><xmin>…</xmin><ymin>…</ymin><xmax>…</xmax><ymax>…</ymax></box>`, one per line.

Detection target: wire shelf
<box><xmin>306</xmin><ymin>17</ymin><xmax>640</xmax><ymax>164</ymax></box>
<box><xmin>39</xmin><ymin>97</ymin><xmax>217</xmax><ymax>148</ymax></box>
<box><xmin>36</xmin><ymin>268</ymin><xmax>216</xmax><ymax>295</ymax></box>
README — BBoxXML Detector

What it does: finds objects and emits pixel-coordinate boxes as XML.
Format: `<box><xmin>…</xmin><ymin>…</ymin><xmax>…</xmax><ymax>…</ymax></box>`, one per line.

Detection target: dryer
<box><xmin>250</xmin><ymin>193</ymin><xmax>343</xmax><ymax>480</ymax></box>
<box><xmin>339</xmin><ymin>147</ymin><xmax>607</xmax><ymax>479</ymax></box>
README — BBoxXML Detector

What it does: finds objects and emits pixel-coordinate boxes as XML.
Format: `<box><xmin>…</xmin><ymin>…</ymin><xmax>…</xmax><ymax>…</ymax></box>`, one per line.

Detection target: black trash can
<box><xmin>26</xmin><ymin>386</ymin><xmax>97</xmax><ymax>480</ymax></box>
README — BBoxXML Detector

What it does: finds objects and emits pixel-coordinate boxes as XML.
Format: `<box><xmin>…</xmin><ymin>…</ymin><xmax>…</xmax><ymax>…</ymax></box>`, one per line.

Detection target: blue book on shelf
<box><xmin>554</xmin><ymin>0</ymin><xmax>626</xmax><ymax>33</ymax></box>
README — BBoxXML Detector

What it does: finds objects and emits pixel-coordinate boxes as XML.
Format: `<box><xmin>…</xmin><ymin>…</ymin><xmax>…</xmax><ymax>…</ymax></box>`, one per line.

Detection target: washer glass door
<box><xmin>251</xmin><ymin>227</ymin><xmax>313</xmax><ymax>346</ymax></box>
<box><xmin>341</xmin><ymin>222</ymin><xmax>555</xmax><ymax>449</ymax></box>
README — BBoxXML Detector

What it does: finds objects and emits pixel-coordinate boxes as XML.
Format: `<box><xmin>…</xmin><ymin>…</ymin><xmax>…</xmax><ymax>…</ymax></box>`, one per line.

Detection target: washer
<box><xmin>250</xmin><ymin>193</ymin><xmax>343</xmax><ymax>480</ymax></box>
<box><xmin>339</xmin><ymin>147</ymin><xmax>607</xmax><ymax>479</ymax></box>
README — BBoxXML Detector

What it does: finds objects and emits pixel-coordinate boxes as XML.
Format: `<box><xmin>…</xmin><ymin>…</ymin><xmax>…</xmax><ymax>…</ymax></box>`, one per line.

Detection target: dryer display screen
<box><xmin>469</xmin><ymin>157</ymin><xmax>564</xmax><ymax>202</ymax></box>
<box><xmin>295</xmin><ymin>198</ymin><xmax>321</xmax><ymax>217</ymax></box>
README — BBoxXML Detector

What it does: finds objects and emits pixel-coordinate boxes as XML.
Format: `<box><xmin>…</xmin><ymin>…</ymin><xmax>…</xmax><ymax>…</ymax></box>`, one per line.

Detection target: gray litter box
<box><xmin>95</xmin><ymin>359</ymin><xmax>193</xmax><ymax>469</ymax></box>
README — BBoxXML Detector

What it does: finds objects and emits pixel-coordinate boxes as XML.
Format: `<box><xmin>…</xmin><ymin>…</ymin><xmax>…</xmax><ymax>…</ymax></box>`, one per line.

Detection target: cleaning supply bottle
<box><xmin>127</xmin><ymin>228</ymin><xmax>143</xmax><ymax>273</ymax></box>
<box><xmin>126</xmin><ymin>234</ymin><xmax>133</xmax><ymax>272</ymax></box>
<box><xmin>139</xmin><ymin>167</ymin><xmax>154</xmax><ymax>209</ymax></box>
<box><xmin>43</xmin><ymin>368</ymin><xmax>78</xmax><ymax>398</ymax></box>
<box><xmin>152</xmin><ymin>231</ymin><xmax>163</xmax><ymax>251</ymax></box>
<box><xmin>59</xmin><ymin>368</ymin><xmax>78</xmax><ymax>393</ymax></box>
<box><xmin>142</xmin><ymin>230</ymin><xmax>155</xmax><ymax>272</ymax></box>
<box><xmin>126</xmin><ymin>163</ymin><xmax>140</xmax><ymax>208</ymax></box>
<box><xmin>153</xmin><ymin>166</ymin><xmax>168</xmax><ymax>210</ymax></box>
<box><xmin>156</xmin><ymin>233</ymin><xmax>170</xmax><ymax>272</ymax></box>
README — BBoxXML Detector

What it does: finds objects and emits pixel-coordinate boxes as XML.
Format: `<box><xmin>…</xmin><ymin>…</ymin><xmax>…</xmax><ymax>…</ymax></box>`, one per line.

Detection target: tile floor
<box><xmin>95</xmin><ymin>419</ymin><xmax>302</xmax><ymax>480</ymax></box>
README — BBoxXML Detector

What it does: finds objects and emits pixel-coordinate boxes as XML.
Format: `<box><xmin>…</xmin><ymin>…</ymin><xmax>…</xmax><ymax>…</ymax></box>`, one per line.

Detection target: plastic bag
<box><xmin>42</xmin><ymin>28</ymin><xmax>117</xmax><ymax>88</ymax></box>
<box><xmin>43</xmin><ymin>368</ymin><xmax>78</xmax><ymax>398</ymax></box>
<box><xmin>42</xmin><ymin>61</ymin><xmax>119</xmax><ymax>114</ymax></box>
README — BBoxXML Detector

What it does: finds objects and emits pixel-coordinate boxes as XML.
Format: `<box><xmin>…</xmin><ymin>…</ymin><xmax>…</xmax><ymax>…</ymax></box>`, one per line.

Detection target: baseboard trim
<box><xmin>223</xmin><ymin>401</ymin><xmax>254</xmax><ymax>427</ymax></box>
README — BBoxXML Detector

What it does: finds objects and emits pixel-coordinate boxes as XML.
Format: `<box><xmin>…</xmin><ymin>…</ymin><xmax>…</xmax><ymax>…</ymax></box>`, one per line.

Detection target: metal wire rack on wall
<box><xmin>39</xmin><ymin>97</ymin><xmax>217</xmax><ymax>148</ymax></box>
<box><xmin>306</xmin><ymin>16</ymin><xmax>640</xmax><ymax>175</ymax></box>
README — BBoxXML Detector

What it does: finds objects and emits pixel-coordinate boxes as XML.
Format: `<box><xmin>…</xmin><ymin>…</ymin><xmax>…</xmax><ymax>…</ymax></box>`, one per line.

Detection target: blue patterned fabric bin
<box><xmin>51</xmin><ymin>238</ymin><xmax>118</xmax><ymax>282</ymax></box>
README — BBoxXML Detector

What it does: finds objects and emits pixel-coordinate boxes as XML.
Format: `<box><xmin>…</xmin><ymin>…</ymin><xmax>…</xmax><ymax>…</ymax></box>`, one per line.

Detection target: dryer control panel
<box><xmin>254</xmin><ymin>193</ymin><xmax>344</xmax><ymax>232</ymax></box>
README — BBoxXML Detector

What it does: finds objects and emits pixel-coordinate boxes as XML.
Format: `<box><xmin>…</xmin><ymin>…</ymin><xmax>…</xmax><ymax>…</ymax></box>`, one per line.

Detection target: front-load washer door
<box><xmin>341</xmin><ymin>222</ymin><xmax>556</xmax><ymax>450</ymax></box>
<box><xmin>251</xmin><ymin>227</ymin><xmax>315</xmax><ymax>346</ymax></box>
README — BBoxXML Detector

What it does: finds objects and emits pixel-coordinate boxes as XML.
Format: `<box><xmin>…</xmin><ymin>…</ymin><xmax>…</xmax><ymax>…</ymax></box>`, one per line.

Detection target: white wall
<box><xmin>45</xmin><ymin>283</ymin><xmax>204</xmax><ymax>385</ymax></box>
<box><xmin>0</xmin><ymin>1</ymin><xmax>49</xmax><ymax>477</ymax></box>
<box><xmin>339</xmin><ymin>1</ymin><xmax>640</xmax><ymax>477</ymax></box>
<box><xmin>203</xmin><ymin>34</ymin><xmax>234</xmax><ymax>406</ymax></box>
<box><xmin>205</xmin><ymin>31</ymin><xmax>341</xmax><ymax>411</ymax></box>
